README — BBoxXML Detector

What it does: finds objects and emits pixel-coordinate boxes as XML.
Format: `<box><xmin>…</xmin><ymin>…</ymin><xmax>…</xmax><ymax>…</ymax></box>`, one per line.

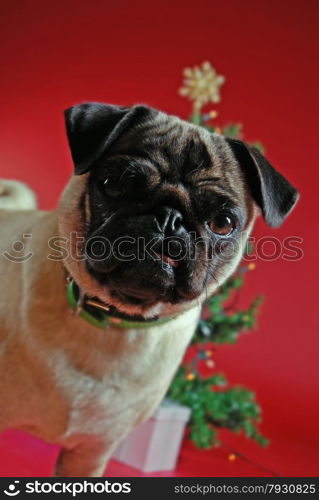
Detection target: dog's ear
<box><xmin>64</xmin><ymin>102</ymin><xmax>151</xmax><ymax>175</ymax></box>
<box><xmin>226</xmin><ymin>138</ymin><xmax>299</xmax><ymax>227</ymax></box>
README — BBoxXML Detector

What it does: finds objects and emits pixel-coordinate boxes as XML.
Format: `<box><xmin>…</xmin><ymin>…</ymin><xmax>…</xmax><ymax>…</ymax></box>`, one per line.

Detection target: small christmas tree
<box><xmin>166</xmin><ymin>62</ymin><xmax>267</xmax><ymax>449</ymax></box>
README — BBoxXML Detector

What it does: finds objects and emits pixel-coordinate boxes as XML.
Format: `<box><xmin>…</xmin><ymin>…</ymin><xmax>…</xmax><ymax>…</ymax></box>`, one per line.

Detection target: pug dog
<box><xmin>0</xmin><ymin>103</ymin><xmax>298</xmax><ymax>477</ymax></box>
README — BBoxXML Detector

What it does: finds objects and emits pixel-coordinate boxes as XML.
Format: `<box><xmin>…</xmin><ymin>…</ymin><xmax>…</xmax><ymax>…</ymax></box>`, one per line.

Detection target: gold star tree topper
<box><xmin>179</xmin><ymin>61</ymin><xmax>225</xmax><ymax>113</ymax></box>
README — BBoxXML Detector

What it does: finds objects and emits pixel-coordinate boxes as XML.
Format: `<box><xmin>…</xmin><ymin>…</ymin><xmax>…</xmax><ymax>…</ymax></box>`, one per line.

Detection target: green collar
<box><xmin>66</xmin><ymin>279</ymin><xmax>173</xmax><ymax>330</ymax></box>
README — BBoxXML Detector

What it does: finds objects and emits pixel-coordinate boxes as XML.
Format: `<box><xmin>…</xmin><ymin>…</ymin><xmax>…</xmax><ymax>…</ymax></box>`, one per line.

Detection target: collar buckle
<box><xmin>66</xmin><ymin>276</ymin><xmax>174</xmax><ymax>330</ymax></box>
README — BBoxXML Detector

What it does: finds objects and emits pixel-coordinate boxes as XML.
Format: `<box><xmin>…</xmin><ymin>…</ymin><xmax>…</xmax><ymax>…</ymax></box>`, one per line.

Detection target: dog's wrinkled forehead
<box><xmin>104</xmin><ymin>110</ymin><xmax>245</xmax><ymax>204</ymax></box>
<box><xmin>111</xmin><ymin>110</ymin><xmax>219</xmax><ymax>164</ymax></box>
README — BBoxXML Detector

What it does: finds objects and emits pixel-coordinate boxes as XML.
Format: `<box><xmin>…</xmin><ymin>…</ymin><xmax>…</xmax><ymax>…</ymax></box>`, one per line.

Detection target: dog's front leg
<box><xmin>54</xmin><ymin>438</ymin><xmax>116</xmax><ymax>477</ymax></box>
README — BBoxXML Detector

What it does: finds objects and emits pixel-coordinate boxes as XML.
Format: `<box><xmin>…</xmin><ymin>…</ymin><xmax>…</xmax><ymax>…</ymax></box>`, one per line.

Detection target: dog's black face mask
<box><xmin>64</xmin><ymin>102</ymin><xmax>298</xmax><ymax>310</ymax></box>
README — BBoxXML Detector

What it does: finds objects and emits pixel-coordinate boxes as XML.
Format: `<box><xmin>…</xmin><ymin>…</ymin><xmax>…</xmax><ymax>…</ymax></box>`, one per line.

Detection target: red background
<box><xmin>0</xmin><ymin>0</ymin><xmax>318</xmax><ymax>477</ymax></box>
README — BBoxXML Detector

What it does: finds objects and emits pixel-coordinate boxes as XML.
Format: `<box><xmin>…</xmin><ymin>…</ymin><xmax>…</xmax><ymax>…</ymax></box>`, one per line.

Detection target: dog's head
<box><xmin>59</xmin><ymin>102</ymin><xmax>298</xmax><ymax>318</ymax></box>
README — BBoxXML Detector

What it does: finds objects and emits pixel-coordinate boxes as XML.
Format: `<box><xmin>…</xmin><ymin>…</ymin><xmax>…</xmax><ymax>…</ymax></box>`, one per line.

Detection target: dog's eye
<box><xmin>208</xmin><ymin>214</ymin><xmax>235</xmax><ymax>236</ymax></box>
<box><xmin>103</xmin><ymin>178</ymin><xmax>124</xmax><ymax>198</ymax></box>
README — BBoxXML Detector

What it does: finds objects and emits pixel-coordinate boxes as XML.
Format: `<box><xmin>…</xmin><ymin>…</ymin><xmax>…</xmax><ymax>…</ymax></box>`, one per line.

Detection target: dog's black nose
<box><xmin>155</xmin><ymin>207</ymin><xmax>184</xmax><ymax>236</ymax></box>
